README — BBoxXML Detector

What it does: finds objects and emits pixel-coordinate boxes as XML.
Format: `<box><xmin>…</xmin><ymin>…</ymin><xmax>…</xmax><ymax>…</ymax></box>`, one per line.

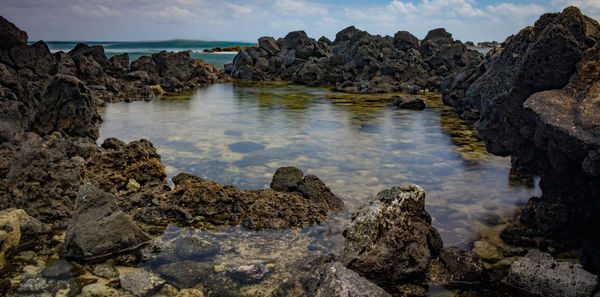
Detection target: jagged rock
<box><xmin>507</xmin><ymin>249</ymin><xmax>598</xmax><ymax>297</ymax></box>
<box><xmin>428</xmin><ymin>247</ymin><xmax>486</xmax><ymax>285</ymax></box>
<box><xmin>166</xmin><ymin>171</ymin><xmax>336</xmax><ymax>230</ymax></box>
<box><xmin>340</xmin><ymin>185</ymin><xmax>443</xmax><ymax>290</ymax></box>
<box><xmin>63</xmin><ymin>183</ymin><xmax>151</xmax><ymax>261</ymax></box>
<box><xmin>391</xmin><ymin>95</ymin><xmax>426</xmax><ymax>110</ymax></box>
<box><xmin>91</xmin><ymin>261</ymin><xmax>119</xmax><ymax>279</ymax></box>
<box><xmin>270</xmin><ymin>166</ymin><xmax>303</xmax><ymax>192</ymax></box>
<box><xmin>0</xmin><ymin>209</ymin><xmax>22</xmax><ymax>269</ymax></box>
<box><xmin>302</xmin><ymin>262</ymin><xmax>391</xmax><ymax>297</ymax></box>
<box><xmin>0</xmin><ymin>16</ymin><xmax>27</xmax><ymax>49</ymax></box>
<box><xmin>32</xmin><ymin>74</ymin><xmax>101</xmax><ymax>140</ymax></box>
<box><xmin>119</xmin><ymin>270</ymin><xmax>165</xmax><ymax>296</ymax></box>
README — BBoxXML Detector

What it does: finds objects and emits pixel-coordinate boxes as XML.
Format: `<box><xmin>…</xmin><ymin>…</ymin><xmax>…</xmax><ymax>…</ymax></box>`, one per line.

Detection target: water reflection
<box><xmin>98</xmin><ymin>82</ymin><xmax>540</xmax><ymax>294</ymax></box>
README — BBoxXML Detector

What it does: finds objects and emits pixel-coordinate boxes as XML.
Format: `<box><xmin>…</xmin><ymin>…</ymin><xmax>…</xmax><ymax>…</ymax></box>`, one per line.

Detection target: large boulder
<box><xmin>302</xmin><ymin>262</ymin><xmax>391</xmax><ymax>297</ymax></box>
<box><xmin>0</xmin><ymin>16</ymin><xmax>27</xmax><ymax>49</ymax></box>
<box><xmin>507</xmin><ymin>249</ymin><xmax>598</xmax><ymax>297</ymax></box>
<box><xmin>63</xmin><ymin>183</ymin><xmax>151</xmax><ymax>261</ymax></box>
<box><xmin>340</xmin><ymin>185</ymin><xmax>443</xmax><ymax>290</ymax></box>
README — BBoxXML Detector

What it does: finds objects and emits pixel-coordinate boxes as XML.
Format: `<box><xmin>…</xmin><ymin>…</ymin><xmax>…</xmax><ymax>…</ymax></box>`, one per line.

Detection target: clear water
<box><xmin>39</xmin><ymin>40</ymin><xmax>255</xmax><ymax>67</ymax></box>
<box><xmin>95</xmin><ymin>82</ymin><xmax>540</xmax><ymax>295</ymax></box>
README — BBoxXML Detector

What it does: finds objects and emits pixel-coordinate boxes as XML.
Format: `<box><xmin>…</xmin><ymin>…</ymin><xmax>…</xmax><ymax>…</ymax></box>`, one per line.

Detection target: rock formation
<box><xmin>441</xmin><ymin>6</ymin><xmax>600</xmax><ymax>270</ymax></box>
<box><xmin>229</xmin><ymin>27</ymin><xmax>482</xmax><ymax>93</ymax></box>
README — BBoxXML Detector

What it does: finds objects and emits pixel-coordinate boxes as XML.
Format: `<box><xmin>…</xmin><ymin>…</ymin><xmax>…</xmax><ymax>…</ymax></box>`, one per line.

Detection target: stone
<box><xmin>119</xmin><ymin>270</ymin><xmax>165</xmax><ymax>296</ymax></box>
<box><xmin>270</xmin><ymin>166</ymin><xmax>304</xmax><ymax>192</ymax></box>
<box><xmin>340</xmin><ymin>184</ymin><xmax>443</xmax><ymax>290</ymax></box>
<box><xmin>226</xmin><ymin>264</ymin><xmax>271</xmax><ymax>285</ymax></box>
<box><xmin>127</xmin><ymin>178</ymin><xmax>141</xmax><ymax>190</ymax></box>
<box><xmin>17</xmin><ymin>275</ymin><xmax>47</xmax><ymax>293</ymax></box>
<box><xmin>434</xmin><ymin>247</ymin><xmax>486</xmax><ymax>283</ymax></box>
<box><xmin>157</xmin><ymin>261</ymin><xmax>211</xmax><ymax>289</ymax></box>
<box><xmin>302</xmin><ymin>262</ymin><xmax>391</xmax><ymax>297</ymax></box>
<box><xmin>178</xmin><ymin>288</ymin><xmax>205</xmax><ymax>297</ymax></box>
<box><xmin>297</xmin><ymin>175</ymin><xmax>344</xmax><ymax>212</ymax></box>
<box><xmin>171</xmin><ymin>236</ymin><xmax>219</xmax><ymax>261</ymax></box>
<box><xmin>0</xmin><ymin>16</ymin><xmax>28</xmax><ymax>49</ymax></box>
<box><xmin>0</xmin><ymin>208</ymin><xmax>23</xmax><ymax>269</ymax></box>
<box><xmin>507</xmin><ymin>249</ymin><xmax>598</xmax><ymax>297</ymax></box>
<box><xmin>91</xmin><ymin>262</ymin><xmax>119</xmax><ymax>279</ymax></box>
<box><xmin>41</xmin><ymin>259</ymin><xmax>72</xmax><ymax>280</ymax></box>
<box><xmin>80</xmin><ymin>283</ymin><xmax>117</xmax><ymax>297</ymax></box>
<box><xmin>472</xmin><ymin>241</ymin><xmax>502</xmax><ymax>262</ymax></box>
<box><xmin>391</xmin><ymin>95</ymin><xmax>426</xmax><ymax>110</ymax></box>
<box><xmin>63</xmin><ymin>183</ymin><xmax>151</xmax><ymax>261</ymax></box>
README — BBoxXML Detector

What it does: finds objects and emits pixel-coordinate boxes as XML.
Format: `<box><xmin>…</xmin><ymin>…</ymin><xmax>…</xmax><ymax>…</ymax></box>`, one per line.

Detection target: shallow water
<box><xmin>96</xmin><ymin>82</ymin><xmax>541</xmax><ymax>295</ymax></box>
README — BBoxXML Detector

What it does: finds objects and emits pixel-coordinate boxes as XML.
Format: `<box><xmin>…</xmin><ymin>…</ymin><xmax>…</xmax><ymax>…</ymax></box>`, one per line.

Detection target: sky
<box><xmin>1</xmin><ymin>0</ymin><xmax>599</xmax><ymax>43</ymax></box>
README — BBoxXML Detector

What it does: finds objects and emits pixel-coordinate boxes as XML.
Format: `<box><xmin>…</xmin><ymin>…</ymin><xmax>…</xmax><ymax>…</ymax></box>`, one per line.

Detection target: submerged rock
<box><xmin>302</xmin><ymin>262</ymin><xmax>391</xmax><ymax>297</ymax></box>
<box><xmin>390</xmin><ymin>95</ymin><xmax>426</xmax><ymax>110</ymax></box>
<box><xmin>226</xmin><ymin>264</ymin><xmax>271</xmax><ymax>285</ymax></box>
<box><xmin>340</xmin><ymin>185</ymin><xmax>443</xmax><ymax>289</ymax></box>
<box><xmin>507</xmin><ymin>249</ymin><xmax>598</xmax><ymax>297</ymax></box>
<box><xmin>63</xmin><ymin>183</ymin><xmax>150</xmax><ymax>261</ymax></box>
<box><xmin>119</xmin><ymin>270</ymin><xmax>165</xmax><ymax>296</ymax></box>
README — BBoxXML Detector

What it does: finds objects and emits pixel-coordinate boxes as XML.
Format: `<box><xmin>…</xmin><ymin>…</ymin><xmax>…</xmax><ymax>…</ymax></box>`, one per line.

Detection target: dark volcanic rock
<box><xmin>302</xmin><ymin>262</ymin><xmax>391</xmax><ymax>297</ymax></box>
<box><xmin>390</xmin><ymin>95</ymin><xmax>426</xmax><ymax>110</ymax></box>
<box><xmin>63</xmin><ymin>183</ymin><xmax>151</xmax><ymax>261</ymax></box>
<box><xmin>507</xmin><ymin>249</ymin><xmax>598</xmax><ymax>297</ymax></box>
<box><xmin>270</xmin><ymin>166</ymin><xmax>303</xmax><ymax>192</ymax></box>
<box><xmin>166</xmin><ymin>171</ymin><xmax>335</xmax><ymax>230</ymax></box>
<box><xmin>230</xmin><ymin>26</ymin><xmax>481</xmax><ymax>93</ymax></box>
<box><xmin>429</xmin><ymin>247</ymin><xmax>486</xmax><ymax>285</ymax></box>
<box><xmin>119</xmin><ymin>270</ymin><xmax>165</xmax><ymax>296</ymax></box>
<box><xmin>157</xmin><ymin>261</ymin><xmax>211</xmax><ymax>289</ymax></box>
<box><xmin>340</xmin><ymin>184</ymin><xmax>443</xmax><ymax>290</ymax></box>
<box><xmin>0</xmin><ymin>16</ymin><xmax>27</xmax><ymax>49</ymax></box>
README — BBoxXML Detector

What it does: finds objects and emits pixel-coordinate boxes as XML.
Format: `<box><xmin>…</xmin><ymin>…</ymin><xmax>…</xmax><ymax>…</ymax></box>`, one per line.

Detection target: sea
<box><xmin>41</xmin><ymin>40</ymin><xmax>256</xmax><ymax>68</ymax></box>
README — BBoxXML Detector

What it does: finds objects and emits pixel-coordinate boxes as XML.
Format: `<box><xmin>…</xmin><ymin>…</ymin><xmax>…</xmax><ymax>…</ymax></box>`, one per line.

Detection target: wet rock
<box><xmin>157</xmin><ymin>261</ymin><xmax>211</xmax><ymax>289</ymax></box>
<box><xmin>302</xmin><ymin>262</ymin><xmax>391</xmax><ymax>297</ymax></box>
<box><xmin>340</xmin><ymin>184</ymin><xmax>443</xmax><ymax>290</ymax></box>
<box><xmin>17</xmin><ymin>275</ymin><xmax>47</xmax><ymax>293</ymax></box>
<box><xmin>227</xmin><ymin>141</ymin><xmax>265</xmax><ymax>153</ymax></box>
<box><xmin>391</xmin><ymin>95</ymin><xmax>426</xmax><ymax>110</ymax></box>
<box><xmin>507</xmin><ymin>249</ymin><xmax>598</xmax><ymax>297</ymax></box>
<box><xmin>41</xmin><ymin>259</ymin><xmax>72</xmax><ymax>280</ymax></box>
<box><xmin>0</xmin><ymin>16</ymin><xmax>28</xmax><ymax>49</ymax></box>
<box><xmin>120</xmin><ymin>270</ymin><xmax>165</xmax><ymax>296</ymax></box>
<box><xmin>172</xmin><ymin>236</ymin><xmax>219</xmax><ymax>261</ymax></box>
<box><xmin>270</xmin><ymin>166</ymin><xmax>303</xmax><ymax>192</ymax></box>
<box><xmin>431</xmin><ymin>247</ymin><xmax>486</xmax><ymax>285</ymax></box>
<box><xmin>80</xmin><ymin>283</ymin><xmax>117</xmax><ymax>297</ymax></box>
<box><xmin>472</xmin><ymin>241</ymin><xmax>502</xmax><ymax>262</ymax></box>
<box><xmin>91</xmin><ymin>261</ymin><xmax>119</xmax><ymax>279</ymax></box>
<box><xmin>226</xmin><ymin>264</ymin><xmax>271</xmax><ymax>285</ymax></box>
<box><xmin>134</xmin><ymin>206</ymin><xmax>193</xmax><ymax>226</ymax></box>
<box><xmin>178</xmin><ymin>288</ymin><xmax>205</xmax><ymax>297</ymax></box>
<box><xmin>167</xmin><ymin>172</ymin><xmax>334</xmax><ymax>230</ymax></box>
<box><xmin>63</xmin><ymin>183</ymin><xmax>150</xmax><ymax>261</ymax></box>
<box><xmin>0</xmin><ymin>209</ymin><xmax>24</xmax><ymax>269</ymax></box>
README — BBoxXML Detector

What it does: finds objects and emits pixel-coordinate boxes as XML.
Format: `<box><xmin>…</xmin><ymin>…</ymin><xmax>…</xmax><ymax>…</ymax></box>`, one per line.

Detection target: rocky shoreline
<box><xmin>1</xmin><ymin>6</ymin><xmax>600</xmax><ymax>297</ymax></box>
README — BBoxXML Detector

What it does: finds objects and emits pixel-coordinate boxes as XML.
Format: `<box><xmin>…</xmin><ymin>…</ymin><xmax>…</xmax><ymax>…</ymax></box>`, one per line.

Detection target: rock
<box><xmin>41</xmin><ymin>259</ymin><xmax>72</xmax><ymax>280</ymax></box>
<box><xmin>167</xmin><ymin>171</ymin><xmax>334</xmax><ymax>230</ymax></box>
<box><xmin>270</xmin><ymin>166</ymin><xmax>303</xmax><ymax>192</ymax></box>
<box><xmin>391</xmin><ymin>95</ymin><xmax>426</xmax><ymax>110</ymax></box>
<box><xmin>91</xmin><ymin>261</ymin><xmax>119</xmax><ymax>279</ymax></box>
<box><xmin>302</xmin><ymin>262</ymin><xmax>391</xmax><ymax>297</ymax></box>
<box><xmin>127</xmin><ymin>178</ymin><xmax>141</xmax><ymax>191</ymax></box>
<box><xmin>0</xmin><ymin>278</ymin><xmax>10</xmax><ymax>296</ymax></box>
<box><xmin>171</xmin><ymin>236</ymin><xmax>219</xmax><ymax>261</ymax></box>
<box><xmin>0</xmin><ymin>16</ymin><xmax>28</xmax><ymax>49</ymax></box>
<box><xmin>119</xmin><ymin>270</ymin><xmax>166</xmax><ymax>296</ymax></box>
<box><xmin>507</xmin><ymin>249</ymin><xmax>598</xmax><ymax>297</ymax></box>
<box><xmin>63</xmin><ymin>183</ymin><xmax>151</xmax><ymax>261</ymax></box>
<box><xmin>472</xmin><ymin>241</ymin><xmax>502</xmax><ymax>262</ymax></box>
<box><xmin>80</xmin><ymin>283</ymin><xmax>117</xmax><ymax>297</ymax></box>
<box><xmin>340</xmin><ymin>184</ymin><xmax>443</xmax><ymax>290</ymax></box>
<box><xmin>178</xmin><ymin>288</ymin><xmax>205</xmax><ymax>297</ymax></box>
<box><xmin>297</xmin><ymin>175</ymin><xmax>344</xmax><ymax>212</ymax></box>
<box><xmin>32</xmin><ymin>75</ymin><xmax>101</xmax><ymax>140</ymax></box>
<box><xmin>157</xmin><ymin>261</ymin><xmax>211</xmax><ymax>289</ymax></box>
<box><xmin>433</xmin><ymin>247</ymin><xmax>486</xmax><ymax>284</ymax></box>
<box><xmin>17</xmin><ymin>275</ymin><xmax>47</xmax><ymax>293</ymax></box>
<box><xmin>226</xmin><ymin>264</ymin><xmax>271</xmax><ymax>285</ymax></box>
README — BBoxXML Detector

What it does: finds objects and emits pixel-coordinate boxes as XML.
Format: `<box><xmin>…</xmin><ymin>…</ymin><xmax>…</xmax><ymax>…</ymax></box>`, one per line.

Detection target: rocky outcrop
<box><xmin>507</xmin><ymin>249</ymin><xmax>598</xmax><ymax>297</ymax></box>
<box><xmin>165</xmin><ymin>169</ymin><xmax>341</xmax><ymax>230</ymax></box>
<box><xmin>0</xmin><ymin>16</ymin><xmax>27</xmax><ymax>49</ymax></box>
<box><xmin>229</xmin><ymin>27</ymin><xmax>482</xmax><ymax>93</ymax></box>
<box><xmin>441</xmin><ymin>6</ymin><xmax>600</xmax><ymax>270</ymax></box>
<box><xmin>63</xmin><ymin>183</ymin><xmax>151</xmax><ymax>261</ymax></box>
<box><xmin>0</xmin><ymin>208</ymin><xmax>47</xmax><ymax>269</ymax></box>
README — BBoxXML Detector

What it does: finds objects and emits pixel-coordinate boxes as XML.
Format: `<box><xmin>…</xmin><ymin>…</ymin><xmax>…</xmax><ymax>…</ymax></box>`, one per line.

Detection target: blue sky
<box><xmin>1</xmin><ymin>0</ymin><xmax>599</xmax><ymax>42</ymax></box>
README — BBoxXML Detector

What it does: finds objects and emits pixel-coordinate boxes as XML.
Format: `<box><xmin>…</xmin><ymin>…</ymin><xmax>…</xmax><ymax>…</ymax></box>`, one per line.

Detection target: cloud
<box><xmin>0</xmin><ymin>0</ymin><xmax>599</xmax><ymax>42</ymax></box>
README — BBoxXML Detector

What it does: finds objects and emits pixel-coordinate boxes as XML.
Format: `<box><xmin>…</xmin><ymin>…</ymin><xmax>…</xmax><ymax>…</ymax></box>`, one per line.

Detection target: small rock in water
<box><xmin>80</xmin><ymin>283</ymin><xmax>117</xmax><ymax>297</ymax></box>
<box><xmin>119</xmin><ymin>270</ymin><xmax>165</xmax><ymax>296</ymax></box>
<box><xmin>391</xmin><ymin>95</ymin><xmax>426</xmax><ymax>110</ymax></box>
<box><xmin>228</xmin><ymin>141</ymin><xmax>265</xmax><ymax>153</ymax></box>
<box><xmin>479</xmin><ymin>213</ymin><xmax>503</xmax><ymax>226</ymax></box>
<box><xmin>507</xmin><ymin>249</ymin><xmax>598</xmax><ymax>297</ymax></box>
<box><xmin>270</xmin><ymin>166</ymin><xmax>303</xmax><ymax>192</ymax></box>
<box><xmin>473</xmin><ymin>241</ymin><xmax>503</xmax><ymax>262</ymax></box>
<box><xmin>127</xmin><ymin>178</ymin><xmax>141</xmax><ymax>191</ymax></box>
<box><xmin>41</xmin><ymin>259</ymin><xmax>72</xmax><ymax>280</ymax></box>
<box><xmin>91</xmin><ymin>261</ymin><xmax>119</xmax><ymax>279</ymax></box>
<box><xmin>157</xmin><ymin>261</ymin><xmax>211</xmax><ymax>289</ymax></box>
<box><xmin>226</xmin><ymin>264</ymin><xmax>271</xmax><ymax>285</ymax></box>
<box><xmin>172</xmin><ymin>236</ymin><xmax>219</xmax><ymax>261</ymax></box>
<box><xmin>17</xmin><ymin>275</ymin><xmax>47</xmax><ymax>293</ymax></box>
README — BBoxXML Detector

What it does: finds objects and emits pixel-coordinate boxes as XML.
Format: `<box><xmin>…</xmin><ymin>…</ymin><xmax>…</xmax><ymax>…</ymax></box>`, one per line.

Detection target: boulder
<box><xmin>340</xmin><ymin>185</ymin><xmax>443</xmax><ymax>290</ymax></box>
<box><xmin>302</xmin><ymin>262</ymin><xmax>391</xmax><ymax>297</ymax></box>
<box><xmin>119</xmin><ymin>270</ymin><xmax>165</xmax><ymax>296</ymax></box>
<box><xmin>391</xmin><ymin>95</ymin><xmax>426</xmax><ymax>110</ymax></box>
<box><xmin>63</xmin><ymin>183</ymin><xmax>151</xmax><ymax>261</ymax></box>
<box><xmin>270</xmin><ymin>166</ymin><xmax>303</xmax><ymax>192</ymax></box>
<box><xmin>428</xmin><ymin>247</ymin><xmax>486</xmax><ymax>285</ymax></box>
<box><xmin>507</xmin><ymin>249</ymin><xmax>598</xmax><ymax>297</ymax></box>
<box><xmin>0</xmin><ymin>16</ymin><xmax>27</xmax><ymax>49</ymax></box>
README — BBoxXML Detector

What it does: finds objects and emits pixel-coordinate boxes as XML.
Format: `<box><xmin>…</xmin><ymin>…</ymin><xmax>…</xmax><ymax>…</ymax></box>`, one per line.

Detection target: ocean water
<box><xmin>40</xmin><ymin>39</ymin><xmax>256</xmax><ymax>67</ymax></box>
